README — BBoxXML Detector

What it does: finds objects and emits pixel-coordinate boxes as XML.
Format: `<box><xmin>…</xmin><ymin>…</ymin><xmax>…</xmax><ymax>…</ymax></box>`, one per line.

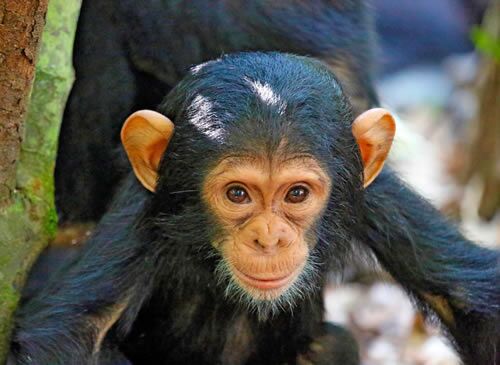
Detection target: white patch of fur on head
<box><xmin>190</xmin><ymin>59</ymin><xmax>219</xmax><ymax>75</ymax></box>
<box><xmin>188</xmin><ymin>94</ymin><xmax>226</xmax><ymax>142</ymax></box>
<box><xmin>246</xmin><ymin>79</ymin><xmax>286</xmax><ymax>114</ymax></box>
<box><xmin>214</xmin><ymin>255</ymin><xmax>320</xmax><ymax>321</ymax></box>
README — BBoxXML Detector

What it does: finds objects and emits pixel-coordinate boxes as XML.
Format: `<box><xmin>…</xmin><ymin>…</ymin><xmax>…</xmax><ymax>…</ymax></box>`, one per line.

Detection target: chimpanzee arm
<box><xmin>11</xmin><ymin>179</ymin><xmax>153</xmax><ymax>365</ymax></box>
<box><xmin>55</xmin><ymin>0</ymin><xmax>138</xmax><ymax>223</ymax></box>
<box><xmin>359</xmin><ymin>168</ymin><xmax>500</xmax><ymax>365</ymax></box>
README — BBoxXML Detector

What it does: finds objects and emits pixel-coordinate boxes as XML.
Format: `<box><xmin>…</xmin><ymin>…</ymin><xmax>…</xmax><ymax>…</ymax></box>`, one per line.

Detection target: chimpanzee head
<box><xmin>121</xmin><ymin>52</ymin><xmax>395</xmax><ymax>318</ymax></box>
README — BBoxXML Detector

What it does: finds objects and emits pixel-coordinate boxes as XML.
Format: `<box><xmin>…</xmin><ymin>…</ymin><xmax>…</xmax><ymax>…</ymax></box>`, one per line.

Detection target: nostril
<box><xmin>255</xmin><ymin>237</ymin><xmax>280</xmax><ymax>249</ymax></box>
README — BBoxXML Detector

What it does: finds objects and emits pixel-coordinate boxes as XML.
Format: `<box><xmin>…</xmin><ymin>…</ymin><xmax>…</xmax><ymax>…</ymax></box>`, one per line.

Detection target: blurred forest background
<box><xmin>0</xmin><ymin>0</ymin><xmax>498</xmax><ymax>364</ymax></box>
<box><xmin>328</xmin><ymin>1</ymin><xmax>500</xmax><ymax>364</ymax></box>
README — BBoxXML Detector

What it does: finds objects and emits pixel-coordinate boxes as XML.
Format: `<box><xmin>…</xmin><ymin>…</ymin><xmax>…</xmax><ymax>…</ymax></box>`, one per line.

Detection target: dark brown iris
<box><xmin>226</xmin><ymin>186</ymin><xmax>250</xmax><ymax>204</ymax></box>
<box><xmin>286</xmin><ymin>186</ymin><xmax>309</xmax><ymax>203</ymax></box>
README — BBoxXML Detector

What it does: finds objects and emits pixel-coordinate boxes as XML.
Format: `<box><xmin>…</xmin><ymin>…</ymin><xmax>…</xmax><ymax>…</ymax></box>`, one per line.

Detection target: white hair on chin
<box><xmin>214</xmin><ymin>254</ymin><xmax>321</xmax><ymax>321</ymax></box>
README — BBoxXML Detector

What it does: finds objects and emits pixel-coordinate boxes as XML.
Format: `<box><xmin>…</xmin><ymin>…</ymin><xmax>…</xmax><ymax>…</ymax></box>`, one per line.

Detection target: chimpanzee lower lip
<box><xmin>232</xmin><ymin>266</ymin><xmax>297</xmax><ymax>290</ymax></box>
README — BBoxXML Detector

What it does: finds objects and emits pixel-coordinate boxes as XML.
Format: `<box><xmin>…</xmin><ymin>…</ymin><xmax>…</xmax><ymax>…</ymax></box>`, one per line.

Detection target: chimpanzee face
<box><xmin>202</xmin><ymin>150</ymin><xmax>331</xmax><ymax>316</ymax></box>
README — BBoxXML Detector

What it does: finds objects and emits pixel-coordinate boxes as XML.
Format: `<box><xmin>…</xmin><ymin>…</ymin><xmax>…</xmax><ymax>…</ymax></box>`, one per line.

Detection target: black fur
<box><xmin>12</xmin><ymin>53</ymin><xmax>499</xmax><ymax>365</ymax></box>
<box><xmin>361</xmin><ymin>169</ymin><xmax>500</xmax><ymax>364</ymax></box>
<box><xmin>55</xmin><ymin>0</ymin><xmax>377</xmax><ymax>223</ymax></box>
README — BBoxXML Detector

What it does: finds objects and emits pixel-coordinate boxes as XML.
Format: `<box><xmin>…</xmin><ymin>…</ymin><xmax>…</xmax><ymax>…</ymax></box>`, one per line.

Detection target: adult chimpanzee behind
<box><xmin>11</xmin><ymin>53</ymin><xmax>500</xmax><ymax>365</ymax></box>
<box><xmin>56</xmin><ymin>0</ymin><xmax>377</xmax><ymax>223</ymax></box>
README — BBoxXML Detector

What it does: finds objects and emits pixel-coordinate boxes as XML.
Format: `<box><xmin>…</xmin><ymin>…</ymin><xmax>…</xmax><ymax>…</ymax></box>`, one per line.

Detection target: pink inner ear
<box><xmin>352</xmin><ymin>109</ymin><xmax>396</xmax><ymax>187</ymax></box>
<box><xmin>149</xmin><ymin>139</ymin><xmax>169</xmax><ymax>171</ymax></box>
<box><xmin>357</xmin><ymin>139</ymin><xmax>374</xmax><ymax>168</ymax></box>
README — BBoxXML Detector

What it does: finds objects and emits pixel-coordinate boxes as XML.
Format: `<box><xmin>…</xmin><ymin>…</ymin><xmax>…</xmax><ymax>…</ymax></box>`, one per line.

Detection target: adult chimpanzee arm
<box><xmin>360</xmin><ymin>168</ymin><xmax>500</xmax><ymax>365</ymax></box>
<box><xmin>55</xmin><ymin>0</ymin><xmax>138</xmax><ymax>223</ymax></box>
<box><xmin>10</xmin><ymin>178</ymin><xmax>152</xmax><ymax>365</ymax></box>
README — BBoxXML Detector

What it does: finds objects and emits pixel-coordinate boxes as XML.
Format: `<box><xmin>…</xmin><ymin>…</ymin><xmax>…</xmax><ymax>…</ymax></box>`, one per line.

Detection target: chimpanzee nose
<box><xmin>245</xmin><ymin>215</ymin><xmax>293</xmax><ymax>254</ymax></box>
<box><xmin>254</xmin><ymin>235</ymin><xmax>280</xmax><ymax>251</ymax></box>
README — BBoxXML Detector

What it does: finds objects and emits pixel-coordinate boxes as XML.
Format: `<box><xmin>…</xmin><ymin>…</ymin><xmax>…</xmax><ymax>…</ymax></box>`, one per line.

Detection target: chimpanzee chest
<box><xmin>120</xmin><ymin>291</ymin><xmax>310</xmax><ymax>365</ymax></box>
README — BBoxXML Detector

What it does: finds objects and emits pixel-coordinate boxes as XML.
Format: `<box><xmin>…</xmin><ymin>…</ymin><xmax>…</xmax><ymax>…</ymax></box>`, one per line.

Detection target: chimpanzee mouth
<box><xmin>232</xmin><ymin>265</ymin><xmax>300</xmax><ymax>291</ymax></box>
<box><xmin>214</xmin><ymin>257</ymin><xmax>319</xmax><ymax>321</ymax></box>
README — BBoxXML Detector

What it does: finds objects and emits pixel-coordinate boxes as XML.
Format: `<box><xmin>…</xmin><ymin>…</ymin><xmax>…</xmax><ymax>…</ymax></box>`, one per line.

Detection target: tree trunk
<box><xmin>0</xmin><ymin>1</ymin><xmax>48</xmax><ymax>206</ymax></box>
<box><xmin>463</xmin><ymin>0</ymin><xmax>500</xmax><ymax>220</ymax></box>
<box><xmin>0</xmin><ymin>0</ymin><xmax>81</xmax><ymax>362</ymax></box>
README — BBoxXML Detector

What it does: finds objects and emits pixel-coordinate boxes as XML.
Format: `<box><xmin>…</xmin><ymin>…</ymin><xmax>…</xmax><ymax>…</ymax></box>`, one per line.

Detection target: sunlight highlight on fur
<box><xmin>246</xmin><ymin>79</ymin><xmax>287</xmax><ymax>113</ymax></box>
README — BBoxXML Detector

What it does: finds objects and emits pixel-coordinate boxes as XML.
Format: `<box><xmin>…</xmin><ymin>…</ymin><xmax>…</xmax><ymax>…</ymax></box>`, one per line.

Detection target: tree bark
<box><xmin>463</xmin><ymin>0</ymin><xmax>500</xmax><ymax>220</ymax></box>
<box><xmin>0</xmin><ymin>0</ymin><xmax>81</xmax><ymax>362</ymax></box>
<box><xmin>0</xmin><ymin>0</ymin><xmax>48</xmax><ymax>206</ymax></box>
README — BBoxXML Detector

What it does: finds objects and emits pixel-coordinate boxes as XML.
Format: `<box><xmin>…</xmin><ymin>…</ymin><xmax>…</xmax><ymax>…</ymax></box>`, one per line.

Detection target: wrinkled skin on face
<box><xmin>203</xmin><ymin>154</ymin><xmax>331</xmax><ymax>301</ymax></box>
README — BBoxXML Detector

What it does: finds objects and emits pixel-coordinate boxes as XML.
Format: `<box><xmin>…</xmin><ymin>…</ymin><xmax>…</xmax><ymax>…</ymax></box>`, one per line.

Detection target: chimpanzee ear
<box><xmin>352</xmin><ymin>108</ymin><xmax>396</xmax><ymax>187</ymax></box>
<box><xmin>121</xmin><ymin>110</ymin><xmax>175</xmax><ymax>192</ymax></box>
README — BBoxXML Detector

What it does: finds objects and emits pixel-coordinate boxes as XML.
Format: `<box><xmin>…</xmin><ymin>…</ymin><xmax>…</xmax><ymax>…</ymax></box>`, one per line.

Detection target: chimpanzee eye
<box><xmin>285</xmin><ymin>185</ymin><xmax>309</xmax><ymax>203</ymax></box>
<box><xmin>226</xmin><ymin>185</ymin><xmax>251</xmax><ymax>204</ymax></box>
